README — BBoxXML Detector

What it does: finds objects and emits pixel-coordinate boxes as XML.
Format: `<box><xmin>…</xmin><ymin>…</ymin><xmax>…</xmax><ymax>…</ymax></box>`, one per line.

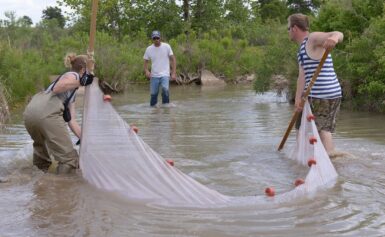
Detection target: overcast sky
<box><xmin>0</xmin><ymin>0</ymin><xmax>73</xmax><ymax>25</ymax></box>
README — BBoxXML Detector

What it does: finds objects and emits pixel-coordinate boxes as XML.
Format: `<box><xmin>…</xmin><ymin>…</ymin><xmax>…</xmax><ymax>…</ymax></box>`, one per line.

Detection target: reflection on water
<box><xmin>1</xmin><ymin>84</ymin><xmax>385</xmax><ymax>236</ymax></box>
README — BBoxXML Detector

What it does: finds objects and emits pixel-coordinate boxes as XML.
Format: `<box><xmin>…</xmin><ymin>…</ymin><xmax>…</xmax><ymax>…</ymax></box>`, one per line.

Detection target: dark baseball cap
<box><xmin>151</xmin><ymin>30</ymin><xmax>161</xmax><ymax>39</ymax></box>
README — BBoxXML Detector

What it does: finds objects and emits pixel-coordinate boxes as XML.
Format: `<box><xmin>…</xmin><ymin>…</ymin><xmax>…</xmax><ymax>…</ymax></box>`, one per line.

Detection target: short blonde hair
<box><xmin>288</xmin><ymin>13</ymin><xmax>309</xmax><ymax>31</ymax></box>
<box><xmin>64</xmin><ymin>53</ymin><xmax>87</xmax><ymax>72</ymax></box>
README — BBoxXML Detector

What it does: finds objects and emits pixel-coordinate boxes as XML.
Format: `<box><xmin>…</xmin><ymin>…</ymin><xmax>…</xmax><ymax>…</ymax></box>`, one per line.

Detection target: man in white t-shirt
<box><xmin>143</xmin><ymin>30</ymin><xmax>177</xmax><ymax>107</ymax></box>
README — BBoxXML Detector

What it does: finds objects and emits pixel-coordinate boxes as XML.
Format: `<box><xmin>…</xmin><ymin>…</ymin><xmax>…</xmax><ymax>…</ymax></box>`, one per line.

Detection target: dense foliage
<box><xmin>0</xmin><ymin>0</ymin><xmax>384</xmax><ymax>112</ymax></box>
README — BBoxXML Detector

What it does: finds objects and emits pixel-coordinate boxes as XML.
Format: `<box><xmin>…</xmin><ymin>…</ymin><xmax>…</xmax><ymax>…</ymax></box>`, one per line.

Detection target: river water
<box><xmin>1</xmin><ymin>84</ymin><xmax>385</xmax><ymax>237</ymax></box>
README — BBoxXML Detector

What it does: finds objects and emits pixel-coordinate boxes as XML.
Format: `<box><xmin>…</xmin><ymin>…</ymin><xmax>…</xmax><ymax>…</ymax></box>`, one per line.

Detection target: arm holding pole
<box><xmin>277</xmin><ymin>49</ymin><xmax>330</xmax><ymax>151</ymax></box>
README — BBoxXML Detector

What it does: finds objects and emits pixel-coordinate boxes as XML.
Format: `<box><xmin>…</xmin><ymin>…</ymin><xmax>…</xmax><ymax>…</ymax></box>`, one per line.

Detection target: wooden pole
<box><xmin>87</xmin><ymin>0</ymin><xmax>98</xmax><ymax>73</ymax></box>
<box><xmin>80</xmin><ymin>0</ymin><xmax>98</xmax><ymax>147</ymax></box>
<box><xmin>277</xmin><ymin>49</ymin><xmax>331</xmax><ymax>151</ymax></box>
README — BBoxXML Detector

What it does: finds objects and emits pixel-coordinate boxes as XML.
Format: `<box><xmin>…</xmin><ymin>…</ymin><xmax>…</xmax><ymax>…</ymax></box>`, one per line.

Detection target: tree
<box><xmin>191</xmin><ymin>0</ymin><xmax>224</xmax><ymax>32</ymax></box>
<box><xmin>61</xmin><ymin>0</ymin><xmax>184</xmax><ymax>39</ymax></box>
<box><xmin>183</xmin><ymin>0</ymin><xmax>190</xmax><ymax>22</ymax></box>
<box><xmin>42</xmin><ymin>6</ymin><xmax>66</xmax><ymax>28</ymax></box>
<box><xmin>19</xmin><ymin>16</ymin><xmax>33</xmax><ymax>26</ymax></box>
<box><xmin>348</xmin><ymin>16</ymin><xmax>385</xmax><ymax>111</ymax></box>
<box><xmin>253</xmin><ymin>0</ymin><xmax>288</xmax><ymax>23</ymax></box>
<box><xmin>0</xmin><ymin>11</ymin><xmax>17</xmax><ymax>27</ymax></box>
<box><xmin>224</xmin><ymin>0</ymin><xmax>250</xmax><ymax>24</ymax></box>
<box><xmin>352</xmin><ymin>0</ymin><xmax>384</xmax><ymax>20</ymax></box>
<box><xmin>312</xmin><ymin>0</ymin><xmax>384</xmax><ymax>44</ymax></box>
<box><xmin>287</xmin><ymin>0</ymin><xmax>323</xmax><ymax>15</ymax></box>
<box><xmin>143</xmin><ymin>0</ymin><xmax>184</xmax><ymax>39</ymax></box>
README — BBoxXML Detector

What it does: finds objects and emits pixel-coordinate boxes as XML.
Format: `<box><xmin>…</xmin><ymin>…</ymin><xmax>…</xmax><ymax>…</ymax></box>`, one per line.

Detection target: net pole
<box><xmin>87</xmin><ymin>0</ymin><xmax>98</xmax><ymax>72</ymax></box>
<box><xmin>80</xmin><ymin>0</ymin><xmax>98</xmax><ymax>149</ymax></box>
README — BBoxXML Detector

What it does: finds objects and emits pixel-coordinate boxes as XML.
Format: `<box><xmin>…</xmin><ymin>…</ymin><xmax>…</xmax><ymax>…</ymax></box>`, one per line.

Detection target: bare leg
<box><xmin>320</xmin><ymin>130</ymin><xmax>335</xmax><ymax>154</ymax></box>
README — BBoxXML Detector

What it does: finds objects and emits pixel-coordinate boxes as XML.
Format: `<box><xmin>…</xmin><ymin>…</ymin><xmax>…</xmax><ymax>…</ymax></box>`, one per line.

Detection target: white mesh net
<box><xmin>79</xmin><ymin>80</ymin><xmax>337</xmax><ymax>207</ymax></box>
<box><xmin>79</xmin><ymin>80</ymin><xmax>230</xmax><ymax>207</ymax></box>
<box><xmin>272</xmin><ymin>101</ymin><xmax>338</xmax><ymax>203</ymax></box>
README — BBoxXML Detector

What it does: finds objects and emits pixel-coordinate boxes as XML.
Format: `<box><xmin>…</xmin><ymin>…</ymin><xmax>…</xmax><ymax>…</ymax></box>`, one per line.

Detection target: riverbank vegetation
<box><xmin>0</xmin><ymin>0</ymin><xmax>384</xmax><ymax>115</ymax></box>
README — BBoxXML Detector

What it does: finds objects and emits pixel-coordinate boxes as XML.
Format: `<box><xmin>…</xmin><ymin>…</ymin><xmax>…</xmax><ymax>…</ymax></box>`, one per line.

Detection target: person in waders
<box><xmin>23</xmin><ymin>53</ymin><xmax>94</xmax><ymax>174</ymax></box>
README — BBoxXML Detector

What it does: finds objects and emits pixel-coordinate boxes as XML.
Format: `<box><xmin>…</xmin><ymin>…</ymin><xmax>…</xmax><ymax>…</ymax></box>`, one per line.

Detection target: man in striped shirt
<box><xmin>288</xmin><ymin>13</ymin><xmax>344</xmax><ymax>156</ymax></box>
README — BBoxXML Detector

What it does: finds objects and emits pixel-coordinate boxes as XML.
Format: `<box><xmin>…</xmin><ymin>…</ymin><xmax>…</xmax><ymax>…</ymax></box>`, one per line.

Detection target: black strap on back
<box><xmin>50</xmin><ymin>75</ymin><xmax>61</xmax><ymax>90</ymax></box>
<box><xmin>51</xmin><ymin>73</ymin><xmax>78</xmax><ymax>107</ymax></box>
<box><xmin>64</xmin><ymin>88</ymin><xmax>78</xmax><ymax>108</ymax></box>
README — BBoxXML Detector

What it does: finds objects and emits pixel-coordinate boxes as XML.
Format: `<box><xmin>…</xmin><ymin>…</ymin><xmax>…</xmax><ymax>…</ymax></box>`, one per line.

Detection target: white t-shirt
<box><xmin>143</xmin><ymin>42</ymin><xmax>174</xmax><ymax>77</ymax></box>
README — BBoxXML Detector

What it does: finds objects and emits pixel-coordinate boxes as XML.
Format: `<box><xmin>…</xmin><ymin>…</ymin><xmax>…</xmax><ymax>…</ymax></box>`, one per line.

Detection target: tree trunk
<box><xmin>183</xmin><ymin>0</ymin><xmax>189</xmax><ymax>22</ymax></box>
<box><xmin>195</xmin><ymin>0</ymin><xmax>202</xmax><ymax>21</ymax></box>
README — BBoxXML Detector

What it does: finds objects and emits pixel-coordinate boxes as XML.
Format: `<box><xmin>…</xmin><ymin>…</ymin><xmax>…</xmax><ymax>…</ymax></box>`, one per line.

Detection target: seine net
<box><xmin>273</xmin><ymin>101</ymin><xmax>338</xmax><ymax>203</ymax></box>
<box><xmin>79</xmin><ymin>80</ymin><xmax>337</xmax><ymax>207</ymax></box>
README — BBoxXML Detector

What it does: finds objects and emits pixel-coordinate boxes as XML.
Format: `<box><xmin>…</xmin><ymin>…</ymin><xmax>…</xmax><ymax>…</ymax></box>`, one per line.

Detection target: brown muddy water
<box><xmin>1</xmin><ymin>85</ymin><xmax>385</xmax><ymax>237</ymax></box>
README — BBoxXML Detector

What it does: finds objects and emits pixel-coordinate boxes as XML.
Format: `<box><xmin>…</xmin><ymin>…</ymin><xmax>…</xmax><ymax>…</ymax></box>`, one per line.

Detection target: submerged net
<box><xmin>79</xmin><ymin>80</ymin><xmax>337</xmax><ymax>207</ymax></box>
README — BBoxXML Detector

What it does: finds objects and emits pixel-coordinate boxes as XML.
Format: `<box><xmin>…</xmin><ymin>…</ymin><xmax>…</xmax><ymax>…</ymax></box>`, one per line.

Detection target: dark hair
<box><xmin>288</xmin><ymin>13</ymin><xmax>310</xmax><ymax>31</ymax></box>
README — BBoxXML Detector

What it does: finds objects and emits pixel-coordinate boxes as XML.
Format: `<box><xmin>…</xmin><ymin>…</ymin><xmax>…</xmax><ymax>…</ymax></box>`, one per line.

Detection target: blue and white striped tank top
<box><xmin>297</xmin><ymin>37</ymin><xmax>342</xmax><ymax>99</ymax></box>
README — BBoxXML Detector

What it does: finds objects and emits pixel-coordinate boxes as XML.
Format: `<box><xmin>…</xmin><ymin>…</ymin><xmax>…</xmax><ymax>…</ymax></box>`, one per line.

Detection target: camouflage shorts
<box><xmin>295</xmin><ymin>98</ymin><xmax>341</xmax><ymax>132</ymax></box>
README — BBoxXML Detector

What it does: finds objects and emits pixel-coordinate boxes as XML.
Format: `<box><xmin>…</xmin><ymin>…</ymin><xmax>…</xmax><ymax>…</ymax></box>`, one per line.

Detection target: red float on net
<box><xmin>166</xmin><ymin>159</ymin><xmax>174</xmax><ymax>166</ymax></box>
<box><xmin>103</xmin><ymin>94</ymin><xmax>112</xmax><ymax>102</ymax></box>
<box><xmin>131</xmin><ymin>125</ymin><xmax>139</xmax><ymax>134</ymax></box>
<box><xmin>294</xmin><ymin>178</ymin><xmax>305</xmax><ymax>186</ymax></box>
<box><xmin>309</xmin><ymin>136</ymin><xmax>317</xmax><ymax>144</ymax></box>
<box><xmin>307</xmin><ymin>158</ymin><xmax>317</xmax><ymax>167</ymax></box>
<box><xmin>265</xmin><ymin>187</ymin><xmax>275</xmax><ymax>197</ymax></box>
<box><xmin>306</xmin><ymin>114</ymin><xmax>315</xmax><ymax>122</ymax></box>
